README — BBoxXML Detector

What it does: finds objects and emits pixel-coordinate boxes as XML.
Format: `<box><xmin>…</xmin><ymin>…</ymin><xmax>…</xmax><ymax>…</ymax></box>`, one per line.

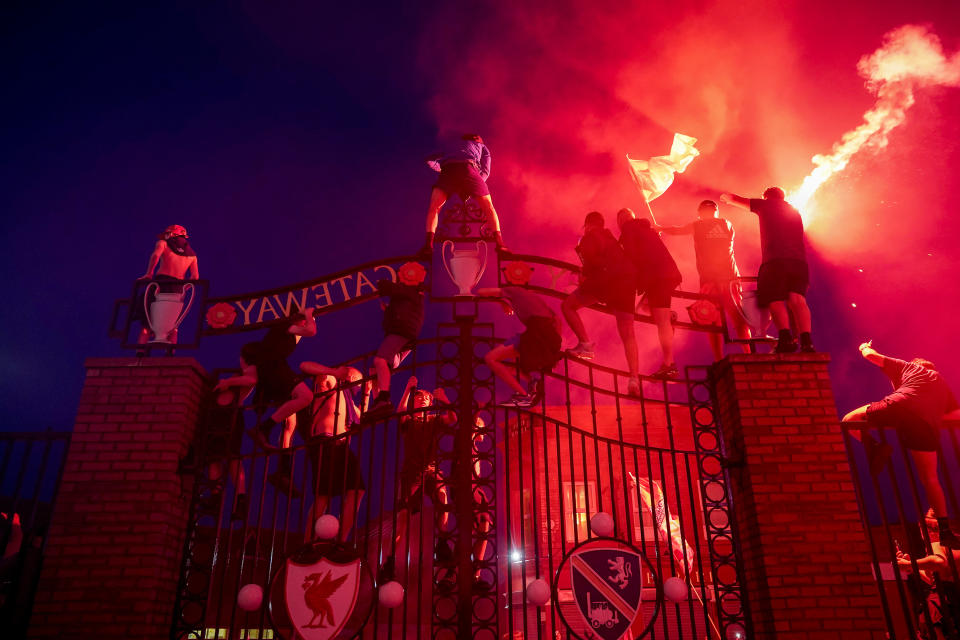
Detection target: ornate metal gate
<box><xmin>167</xmin><ymin>200</ymin><xmax>749</xmax><ymax>640</ymax></box>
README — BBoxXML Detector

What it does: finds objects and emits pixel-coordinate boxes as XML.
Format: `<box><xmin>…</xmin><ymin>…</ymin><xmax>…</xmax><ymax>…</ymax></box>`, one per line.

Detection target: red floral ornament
<box><xmin>206</xmin><ymin>302</ymin><xmax>237</xmax><ymax>329</ymax></box>
<box><xmin>686</xmin><ymin>299</ymin><xmax>721</xmax><ymax>326</ymax></box>
<box><xmin>503</xmin><ymin>261</ymin><xmax>533</xmax><ymax>285</ymax></box>
<box><xmin>397</xmin><ymin>261</ymin><xmax>427</xmax><ymax>286</ymax></box>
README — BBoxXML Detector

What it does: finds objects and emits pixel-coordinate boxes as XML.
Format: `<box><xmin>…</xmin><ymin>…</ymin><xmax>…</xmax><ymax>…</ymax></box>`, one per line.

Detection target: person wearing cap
<box><xmin>720</xmin><ymin>187</ymin><xmax>813</xmax><ymax>353</ymax></box>
<box><xmin>561</xmin><ymin>211</ymin><xmax>642</xmax><ymax>394</ymax></box>
<box><xmin>134</xmin><ymin>224</ymin><xmax>199</xmax><ymax>345</ymax></box>
<box><xmin>657</xmin><ymin>200</ymin><xmax>752</xmax><ymax>360</ymax></box>
<box><xmin>617</xmin><ymin>208</ymin><xmax>683</xmax><ymax>379</ymax></box>
<box><xmin>421</xmin><ymin>133</ymin><xmax>507</xmax><ymax>255</ymax></box>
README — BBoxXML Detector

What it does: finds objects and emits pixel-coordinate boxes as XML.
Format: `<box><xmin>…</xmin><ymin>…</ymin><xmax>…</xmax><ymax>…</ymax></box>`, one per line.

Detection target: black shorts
<box><xmin>516</xmin><ymin>316</ymin><xmax>562</xmax><ymax>373</ymax></box>
<box><xmin>434</xmin><ymin>162</ymin><xmax>490</xmax><ymax>198</ymax></box>
<box><xmin>643</xmin><ymin>280</ymin><xmax>676</xmax><ymax>309</ymax></box>
<box><xmin>575</xmin><ymin>278</ymin><xmax>635</xmax><ymax>314</ymax></box>
<box><xmin>205</xmin><ymin>406</ymin><xmax>245</xmax><ymax>459</ymax></box>
<box><xmin>757</xmin><ymin>259</ymin><xmax>808</xmax><ymax>306</ymax></box>
<box><xmin>306</xmin><ymin>436</ymin><xmax>366</xmax><ymax>496</ymax></box>
<box><xmin>866</xmin><ymin>396</ymin><xmax>940</xmax><ymax>452</ymax></box>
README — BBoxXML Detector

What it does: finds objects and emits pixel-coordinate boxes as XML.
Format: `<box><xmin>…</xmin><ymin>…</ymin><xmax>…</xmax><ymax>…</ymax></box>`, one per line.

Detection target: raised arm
<box><xmin>288</xmin><ymin>307</ymin><xmax>317</xmax><ymax>338</ymax></box>
<box><xmin>719</xmin><ymin>193</ymin><xmax>751</xmax><ymax>211</ymax></box>
<box><xmin>654</xmin><ymin>222</ymin><xmax>695</xmax><ymax>236</ymax></box>
<box><xmin>398</xmin><ymin>375</ymin><xmax>418</xmax><ymax>413</ymax></box>
<box><xmin>142</xmin><ymin>240</ymin><xmax>165</xmax><ymax>279</ymax></box>
<box><xmin>433</xmin><ymin>387</ymin><xmax>457</xmax><ymax>425</ymax></box>
<box><xmin>858</xmin><ymin>341</ymin><xmax>884</xmax><ymax>367</ymax></box>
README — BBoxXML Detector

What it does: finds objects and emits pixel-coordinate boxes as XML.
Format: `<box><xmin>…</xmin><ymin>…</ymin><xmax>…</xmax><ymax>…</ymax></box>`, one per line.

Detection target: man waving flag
<box><xmin>626</xmin><ymin>133</ymin><xmax>700</xmax><ymax>204</ymax></box>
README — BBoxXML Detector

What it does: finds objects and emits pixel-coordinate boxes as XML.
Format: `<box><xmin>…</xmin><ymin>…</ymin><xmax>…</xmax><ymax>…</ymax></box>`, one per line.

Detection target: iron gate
<box><xmin>170</xmin><ymin>310</ymin><xmax>748</xmax><ymax>640</ymax></box>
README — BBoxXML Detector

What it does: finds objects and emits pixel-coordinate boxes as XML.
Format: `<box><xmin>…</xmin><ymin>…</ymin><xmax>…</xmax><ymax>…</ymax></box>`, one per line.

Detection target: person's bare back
<box><xmin>143</xmin><ymin>225</ymin><xmax>199</xmax><ymax>280</ymax></box>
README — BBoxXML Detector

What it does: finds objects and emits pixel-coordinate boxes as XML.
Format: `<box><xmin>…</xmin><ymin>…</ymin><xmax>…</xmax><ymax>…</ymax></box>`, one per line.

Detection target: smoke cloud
<box><xmin>789</xmin><ymin>25</ymin><xmax>960</xmax><ymax>218</ymax></box>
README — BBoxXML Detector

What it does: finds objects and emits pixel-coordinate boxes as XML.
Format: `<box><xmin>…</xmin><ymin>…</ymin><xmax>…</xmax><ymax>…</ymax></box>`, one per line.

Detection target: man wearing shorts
<box><xmin>843</xmin><ymin>341</ymin><xmax>960</xmax><ymax>549</ymax></box>
<box><xmin>618</xmin><ymin>208</ymin><xmax>683</xmax><ymax>379</ymax></box>
<box><xmin>657</xmin><ymin>199</ymin><xmax>752</xmax><ymax>360</ymax></box>
<box><xmin>365</xmin><ymin>279</ymin><xmax>425</xmax><ymax>421</ymax></box>
<box><xmin>721</xmin><ymin>187</ymin><xmax>812</xmax><ymax>353</ymax></box>
<box><xmin>476</xmin><ymin>286</ymin><xmax>562</xmax><ymax>407</ymax></box>
<box><xmin>561</xmin><ymin>211</ymin><xmax>641</xmax><ymax>393</ymax></box>
<box><xmin>134</xmin><ymin>224</ymin><xmax>199</xmax><ymax>347</ymax></box>
<box><xmin>380</xmin><ymin>380</ymin><xmax>456</xmax><ymax>581</ymax></box>
<box><xmin>421</xmin><ymin>133</ymin><xmax>507</xmax><ymax>255</ymax></box>
<box><xmin>298</xmin><ymin>363</ymin><xmax>367</xmax><ymax>543</ymax></box>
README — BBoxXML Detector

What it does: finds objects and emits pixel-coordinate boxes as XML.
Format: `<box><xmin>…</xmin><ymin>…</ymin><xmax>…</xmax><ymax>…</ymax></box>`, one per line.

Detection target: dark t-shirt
<box><xmin>377</xmin><ymin>280</ymin><xmax>425</xmax><ymax>340</ymax></box>
<box><xmin>881</xmin><ymin>357</ymin><xmax>959</xmax><ymax>430</ymax></box>
<box><xmin>618</xmin><ymin>218</ymin><xmax>682</xmax><ymax>290</ymax></box>
<box><xmin>502</xmin><ymin>287</ymin><xmax>556</xmax><ymax>326</ymax></box>
<box><xmin>749</xmin><ymin>198</ymin><xmax>806</xmax><ymax>264</ymax></box>
<box><xmin>576</xmin><ymin>228</ymin><xmax>634</xmax><ymax>282</ymax></box>
<box><xmin>252</xmin><ymin>325</ymin><xmax>299</xmax><ymax>404</ymax></box>
<box><xmin>693</xmin><ymin>218</ymin><xmax>739</xmax><ymax>283</ymax></box>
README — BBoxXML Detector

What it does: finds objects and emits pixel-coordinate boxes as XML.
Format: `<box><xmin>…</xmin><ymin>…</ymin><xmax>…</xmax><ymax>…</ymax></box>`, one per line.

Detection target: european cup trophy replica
<box><xmin>144</xmin><ymin>282</ymin><xmax>196</xmax><ymax>343</ymax></box>
<box><xmin>442</xmin><ymin>240</ymin><xmax>488</xmax><ymax>296</ymax></box>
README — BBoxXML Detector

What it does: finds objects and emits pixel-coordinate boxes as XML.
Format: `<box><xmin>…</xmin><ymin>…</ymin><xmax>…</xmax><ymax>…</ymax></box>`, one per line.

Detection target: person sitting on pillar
<box><xmin>720</xmin><ymin>187</ymin><xmax>813</xmax><ymax>353</ymax></box>
<box><xmin>215</xmin><ymin>309</ymin><xmax>317</xmax><ymax>454</ymax></box>
<box><xmin>656</xmin><ymin>199</ymin><xmax>752</xmax><ymax>360</ymax></box>
<box><xmin>843</xmin><ymin>341</ymin><xmax>960</xmax><ymax>549</ymax></box>
<box><xmin>421</xmin><ymin>133</ymin><xmax>507</xmax><ymax>255</ymax></box>
<box><xmin>380</xmin><ymin>379</ymin><xmax>456</xmax><ymax>582</ymax></box>
<box><xmin>365</xmin><ymin>279</ymin><xmax>425</xmax><ymax>421</ymax></box>
<box><xmin>617</xmin><ymin>208</ymin><xmax>683</xmax><ymax>379</ymax></box>
<box><xmin>476</xmin><ymin>286</ymin><xmax>562</xmax><ymax>407</ymax></box>
<box><xmin>134</xmin><ymin>224</ymin><xmax>199</xmax><ymax>347</ymax></box>
<box><xmin>563</xmin><ymin>212</ymin><xmax>640</xmax><ymax>392</ymax></box>
<box><xmin>298</xmin><ymin>363</ymin><xmax>367</xmax><ymax>544</ymax></box>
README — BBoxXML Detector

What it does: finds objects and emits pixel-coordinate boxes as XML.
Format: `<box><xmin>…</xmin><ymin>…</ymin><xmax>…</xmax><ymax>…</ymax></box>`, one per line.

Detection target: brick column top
<box><xmin>84</xmin><ymin>356</ymin><xmax>208</xmax><ymax>376</ymax></box>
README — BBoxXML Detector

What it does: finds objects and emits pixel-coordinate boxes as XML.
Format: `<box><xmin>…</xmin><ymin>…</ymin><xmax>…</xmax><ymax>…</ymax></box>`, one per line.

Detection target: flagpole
<box><xmin>640</xmin><ymin>193</ymin><xmax>658</xmax><ymax>227</ymax></box>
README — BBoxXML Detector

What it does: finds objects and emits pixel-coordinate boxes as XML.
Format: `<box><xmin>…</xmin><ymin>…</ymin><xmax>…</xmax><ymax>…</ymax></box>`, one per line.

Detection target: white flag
<box><xmin>626</xmin><ymin>133</ymin><xmax>700</xmax><ymax>202</ymax></box>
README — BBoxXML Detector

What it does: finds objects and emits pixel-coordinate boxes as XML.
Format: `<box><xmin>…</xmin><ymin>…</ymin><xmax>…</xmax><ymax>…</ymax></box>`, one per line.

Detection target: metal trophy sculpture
<box><xmin>144</xmin><ymin>281</ymin><xmax>195</xmax><ymax>343</ymax></box>
<box><xmin>734</xmin><ymin>280</ymin><xmax>772</xmax><ymax>336</ymax></box>
<box><xmin>441</xmin><ymin>240</ymin><xmax>487</xmax><ymax>296</ymax></box>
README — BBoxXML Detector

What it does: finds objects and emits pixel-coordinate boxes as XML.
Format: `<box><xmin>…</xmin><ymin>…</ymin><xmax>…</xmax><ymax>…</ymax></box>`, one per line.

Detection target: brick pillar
<box><xmin>30</xmin><ymin>357</ymin><xmax>207</xmax><ymax>639</ymax></box>
<box><xmin>712</xmin><ymin>353</ymin><xmax>886</xmax><ymax>639</ymax></box>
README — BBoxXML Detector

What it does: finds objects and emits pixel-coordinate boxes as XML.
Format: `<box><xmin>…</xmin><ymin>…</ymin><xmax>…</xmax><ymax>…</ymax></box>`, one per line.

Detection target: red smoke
<box><xmin>416</xmin><ymin>3</ymin><xmax>960</xmax><ymax>383</ymax></box>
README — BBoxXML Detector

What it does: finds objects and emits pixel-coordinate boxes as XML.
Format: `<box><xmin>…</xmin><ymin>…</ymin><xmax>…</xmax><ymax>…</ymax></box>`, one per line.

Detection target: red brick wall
<box><xmin>713</xmin><ymin>353</ymin><xmax>886</xmax><ymax>639</ymax></box>
<box><xmin>29</xmin><ymin>357</ymin><xmax>207</xmax><ymax>640</ymax></box>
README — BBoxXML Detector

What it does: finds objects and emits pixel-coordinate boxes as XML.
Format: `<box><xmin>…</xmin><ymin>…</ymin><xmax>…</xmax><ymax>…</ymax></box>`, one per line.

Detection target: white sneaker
<box><xmin>627</xmin><ymin>377</ymin><xmax>641</xmax><ymax>397</ymax></box>
<box><xmin>566</xmin><ymin>342</ymin><xmax>595</xmax><ymax>360</ymax></box>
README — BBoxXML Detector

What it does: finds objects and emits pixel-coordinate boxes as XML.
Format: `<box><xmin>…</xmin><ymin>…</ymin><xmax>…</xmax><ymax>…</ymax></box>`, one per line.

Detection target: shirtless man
<box><xmin>299</xmin><ymin>363</ymin><xmax>367</xmax><ymax>543</ymax></box>
<box><xmin>135</xmin><ymin>224</ymin><xmax>199</xmax><ymax>344</ymax></box>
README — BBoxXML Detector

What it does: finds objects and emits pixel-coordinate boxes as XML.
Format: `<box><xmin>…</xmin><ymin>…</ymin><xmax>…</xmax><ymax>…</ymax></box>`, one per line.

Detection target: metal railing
<box><xmin>0</xmin><ymin>429</ymin><xmax>71</xmax><ymax>638</ymax></box>
<box><xmin>843</xmin><ymin>421</ymin><xmax>960</xmax><ymax>639</ymax></box>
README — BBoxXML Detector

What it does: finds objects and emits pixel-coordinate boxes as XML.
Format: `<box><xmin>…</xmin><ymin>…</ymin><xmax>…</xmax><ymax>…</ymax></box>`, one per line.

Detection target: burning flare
<box><xmin>788</xmin><ymin>25</ymin><xmax>960</xmax><ymax>219</ymax></box>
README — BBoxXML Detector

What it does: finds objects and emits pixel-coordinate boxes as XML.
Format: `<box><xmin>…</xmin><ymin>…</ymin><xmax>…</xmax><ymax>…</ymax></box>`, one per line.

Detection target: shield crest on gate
<box><xmin>555</xmin><ymin>538</ymin><xmax>658</xmax><ymax>640</ymax></box>
<box><xmin>283</xmin><ymin>556</ymin><xmax>362</xmax><ymax>640</ymax></box>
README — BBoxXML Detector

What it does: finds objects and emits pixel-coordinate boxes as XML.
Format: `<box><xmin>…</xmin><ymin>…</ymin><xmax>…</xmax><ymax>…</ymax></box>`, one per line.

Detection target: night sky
<box><xmin>2</xmin><ymin>1</ymin><xmax>959</xmax><ymax>431</ymax></box>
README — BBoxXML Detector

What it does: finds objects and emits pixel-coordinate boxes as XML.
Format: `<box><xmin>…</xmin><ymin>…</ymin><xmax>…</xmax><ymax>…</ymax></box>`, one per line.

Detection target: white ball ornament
<box><xmin>664</xmin><ymin>576</ymin><xmax>688</xmax><ymax>603</ymax></box>
<box><xmin>314</xmin><ymin>514</ymin><xmax>340</xmax><ymax>540</ymax></box>
<box><xmin>590</xmin><ymin>511</ymin><xmax>614</xmax><ymax>537</ymax></box>
<box><xmin>379</xmin><ymin>580</ymin><xmax>405</xmax><ymax>608</ymax></box>
<box><xmin>237</xmin><ymin>583</ymin><xmax>263</xmax><ymax>611</ymax></box>
<box><xmin>526</xmin><ymin>578</ymin><xmax>551</xmax><ymax>606</ymax></box>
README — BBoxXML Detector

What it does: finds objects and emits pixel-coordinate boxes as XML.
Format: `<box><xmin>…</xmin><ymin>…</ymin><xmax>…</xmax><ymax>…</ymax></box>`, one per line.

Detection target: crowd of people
<box><xmin>135</xmin><ymin>134</ymin><xmax>959</xmax><ymax>592</ymax></box>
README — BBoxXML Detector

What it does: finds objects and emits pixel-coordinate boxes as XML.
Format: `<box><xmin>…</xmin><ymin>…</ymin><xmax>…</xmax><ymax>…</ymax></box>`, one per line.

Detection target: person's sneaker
<box><xmin>566</xmin><ymin>342</ymin><xmax>595</xmax><ymax>360</ymax></box>
<box><xmin>267</xmin><ymin>470</ymin><xmax>301</xmax><ymax>498</ymax></box>
<box><xmin>417</xmin><ymin>243</ymin><xmax>434</xmax><ymax>259</ymax></box>
<box><xmin>503</xmin><ymin>393</ymin><xmax>536</xmax><ymax>408</ymax></box>
<box><xmin>650</xmin><ymin>363</ymin><xmax>679</xmax><ymax>380</ymax></box>
<box><xmin>527</xmin><ymin>377</ymin><xmax>542</xmax><ymax>400</ymax></box>
<box><xmin>249</xmin><ymin>424</ymin><xmax>277</xmax><ymax>451</ymax></box>
<box><xmin>363</xmin><ymin>397</ymin><xmax>393</xmax><ymax>423</ymax></box>
<box><xmin>774</xmin><ymin>336</ymin><xmax>798</xmax><ymax>354</ymax></box>
<box><xmin>627</xmin><ymin>377</ymin><xmax>642</xmax><ymax>397</ymax></box>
